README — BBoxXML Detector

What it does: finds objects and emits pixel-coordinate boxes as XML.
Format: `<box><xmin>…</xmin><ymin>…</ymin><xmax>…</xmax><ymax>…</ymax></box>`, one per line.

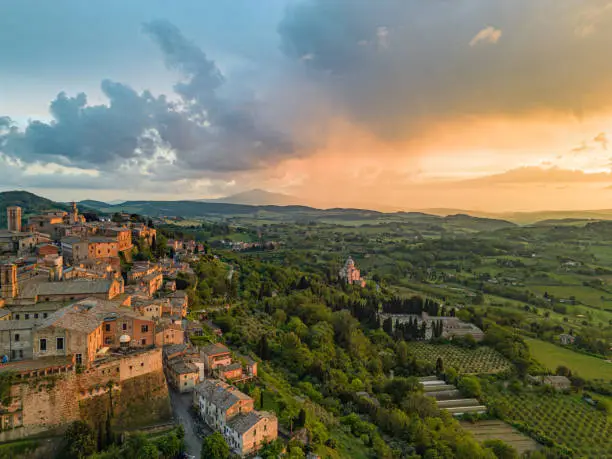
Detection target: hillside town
<box><xmin>0</xmin><ymin>205</ymin><xmax>278</xmax><ymax>457</ymax></box>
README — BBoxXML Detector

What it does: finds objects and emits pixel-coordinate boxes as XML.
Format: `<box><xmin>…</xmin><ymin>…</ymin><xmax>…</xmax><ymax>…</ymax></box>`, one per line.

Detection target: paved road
<box><xmin>169</xmin><ymin>389</ymin><xmax>209</xmax><ymax>458</ymax></box>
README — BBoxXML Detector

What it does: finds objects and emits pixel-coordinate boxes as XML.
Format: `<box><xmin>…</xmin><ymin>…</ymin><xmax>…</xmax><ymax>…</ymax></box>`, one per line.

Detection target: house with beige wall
<box><xmin>193</xmin><ymin>379</ymin><xmax>277</xmax><ymax>456</ymax></box>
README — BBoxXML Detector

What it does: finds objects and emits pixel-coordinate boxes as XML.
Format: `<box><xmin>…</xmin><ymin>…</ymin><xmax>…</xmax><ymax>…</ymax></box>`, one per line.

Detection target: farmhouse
<box><xmin>542</xmin><ymin>375</ymin><xmax>572</xmax><ymax>391</ymax></box>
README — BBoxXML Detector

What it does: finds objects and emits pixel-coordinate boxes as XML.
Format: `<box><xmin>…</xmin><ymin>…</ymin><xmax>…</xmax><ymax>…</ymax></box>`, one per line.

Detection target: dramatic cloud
<box><xmin>0</xmin><ymin>20</ymin><xmax>296</xmax><ymax>179</ymax></box>
<box><xmin>469</xmin><ymin>26</ymin><xmax>502</xmax><ymax>47</ymax></box>
<box><xmin>278</xmin><ymin>0</ymin><xmax>612</xmax><ymax>140</ymax></box>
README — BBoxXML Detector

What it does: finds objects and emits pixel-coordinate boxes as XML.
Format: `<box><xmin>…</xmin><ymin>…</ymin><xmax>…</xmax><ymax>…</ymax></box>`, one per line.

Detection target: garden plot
<box><xmin>408</xmin><ymin>343</ymin><xmax>512</xmax><ymax>374</ymax></box>
<box><xmin>460</xmin><ymin>420</ymin><xmax>540</xmax><ymax>455</ymax></box>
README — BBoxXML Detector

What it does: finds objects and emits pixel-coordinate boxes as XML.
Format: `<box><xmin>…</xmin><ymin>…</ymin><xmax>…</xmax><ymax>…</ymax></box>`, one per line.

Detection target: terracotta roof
<box><xmin>163</xmin><ymin>343</ymin><xmax>189</xmax><ymax>358</ymax></box>
<box><xmin>35</xmin><ymin>280</ymin><xmax>113</xmax><ymax>296</ymax></box>
<box><xmin>37</xmin><ymin>304</ymin><xmax>102</xmax><ymax>334</ymax></box>
<box><xmin>201</xmin><ymin>342</ymin><xmax>230</xmax><ymax>357</ymax></box>
<box><xmin>194</xmin><ymin>379</ymin><xmax>251</xmax><ymax>411</ymax></box>
<box><xmin>168</xmin><ymin>359</ymin><xmax>198</xmax><ymax>375</ymax></box>
<box><xmin>219</xmin><ymin>362</ymin><xmax>242</xmax><ymax>372</ymax></box>
<box><xmin>227</xmin><ymin>411</ymin><xmax>275</xmax><ymax>435</ymax></box>
<box><xmin>35</xmin><ymin>297</ymin><xmax>150</xmax><ymax>334</ymax></box>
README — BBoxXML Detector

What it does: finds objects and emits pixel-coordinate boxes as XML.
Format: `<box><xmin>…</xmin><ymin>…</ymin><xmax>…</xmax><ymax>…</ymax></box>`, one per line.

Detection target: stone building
<box><xmin>166</xmin><ymin>359</ymin><xmax>199</xmax><ymax>393</ymax></box>
<box><xmin>0</xmin><ymin>321</ymin><xmax>35</xmax><ymax>361</ymax></box>
<box><xmin>201</xmin><ymin>343</ymin><xmax>233</xmax><ymax>375</ymax></box>
<box><xmin>155</xmin><ymin>322</ymin><xmax>184</xmax><ymax>347</ymax></box>
<box><xmin>339</xmin><ymin>256</ymin><xmax>366</xmax><ymax>287</ymax></box>
<box><xmin>193</xmin><ymin>379</ymin><xmax>277</xmax><ymax>456</ymax></box>
<box><xmin>6</xmin><ymin>206</ymin><xmax>22</xmax><ymax>232</ymax></box>
<box><xmin>103</xmin><ymin>227</ymin><xmax>132</xmax><ymax>253</ymax></box>
<box><xmin>29</xmin><ymin>298</ymin><xmax>155</xmax><ymax>368</ymax></box>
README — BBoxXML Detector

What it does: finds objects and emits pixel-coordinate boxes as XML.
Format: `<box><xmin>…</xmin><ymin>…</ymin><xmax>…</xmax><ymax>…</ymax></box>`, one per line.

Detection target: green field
<box><xmin>484</xmin><ymin>388</ymin><xmax>612</xmax><ymax>458</ymax></box>
<box><xmin>460</xmin><ymin>420</ymin><xmax>539</xmax><ymax>455</ymax></box>
<box><xmin>526</xmin><ymin>338</ymin><xmax>612</xmax><ymax>380</ymax></box>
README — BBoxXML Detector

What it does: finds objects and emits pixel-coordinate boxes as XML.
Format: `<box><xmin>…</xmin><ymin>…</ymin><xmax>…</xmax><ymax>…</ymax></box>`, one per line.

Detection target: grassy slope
<box><xmin>525</xmin><ymin>338</ymin><xmax>612</xmax><ymax>380</ymax></box>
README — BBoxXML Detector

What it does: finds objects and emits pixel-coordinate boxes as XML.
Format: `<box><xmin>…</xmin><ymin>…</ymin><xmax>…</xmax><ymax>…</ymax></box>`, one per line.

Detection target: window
<box><xmin>14</xmin><ymin>314</ymin><xmax>19</xmax><ymax>320</ymax></box>
<box><xmin>25</xmin><ymin>314</ymin><xmax>29</xmax><ymax>320</ymax></box>
<box><xmin>141</xmin><ymin>325</ymin><xmax>149</xmax><ymax>333</ymax></box>
<box><xmin>105</xmin><ymin>324</ymin><xmax>111</xmax><ymax>332</ymax></box>
<box><xmin>105</xmin><ymin>337</ymin><xmax>112</xmax><ymax>345</ymax></box>
<box><xmin>34</xmin><ymin>313</ymin><xmax>39</xmax><ymax>319</ymax></box>
<box><xmin>14</xmin><ymin>333</ymin><xmax>20</xmax><ymax>342</ymax></box>
<box><xmin>141</xmin><ymin>338</ymin><xmax>147</xmax><ymax>346</ymax></box>
<box><xmin>76</xmin><ymin>354</ymin><xmax>82</xmax><ymax>365</ymax></box>
<box><xmin>43</xmin><ymin>313</ymin><xmax>48</xmax><ymax>318</ymax></box>
<box><xmin>11</xmin><ymin>350</ymin><xmax>15</xmax><ymax>359</ymax></box>
<box><xmin>122</xmin><ymin>323</ymin><xmax>127</xmax><ymax>331</ymax></box>
<box><xmin>39</xmin><ymin>338</ymin><xmax>47</xmax><ymax>352</ymax></box>
<box><xmin>56</xmin><ymin>337</ymin><xmax>64</xmax><ymax>350</ymax></box>
<box><xmin>19</xmin><ymin>350</ymin><xmax>23</xmax><ymax>358</ymax></box>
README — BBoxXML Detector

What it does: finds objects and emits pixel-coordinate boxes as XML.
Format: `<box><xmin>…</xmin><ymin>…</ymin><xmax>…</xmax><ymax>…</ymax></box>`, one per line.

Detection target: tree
<box><xmin>458</xmin><ymin>376</ymin><xmax>482</xmax><ymax>398</ymax></box>
<box><xmin>63</xmin><ymin>421</ymin><xmax>97</xmax><ymax>459</ymax></box>
<box><xmin>297</xmin><ymin>408</ymin><xmax>307</xmax><ymax>428</ymax></box>
<box><xmin>251</xmin><ymin>387</ymin><xmax>262</xmax><ymax>409</ymax></box>
<box><xmin>483</xmin><ymin>439</ymin><xmax>518</xmax><ymax>459</ymax></box>
<box><xmin>555</xmin><ymin>365</ymin><xmax>571</xmax><ymax>377</ymax></box>
<box><xmin>201</xmin><ymin>432</ymin><xmax>230</xmax><ymax>459</ymax></box>
<box><xmin>122</xmin><ymin>433</ymin><xmax>159</xmax><ymax>459</ymax></box>
<box><xmin>596</xmin><ymin>398</ymin><xmax>612</xmax><ymax>415</ymax></box>
<box><xmin>436</xmin><ymin>357</ymin><xmax>444</xmax><ymax>375</ymax></box>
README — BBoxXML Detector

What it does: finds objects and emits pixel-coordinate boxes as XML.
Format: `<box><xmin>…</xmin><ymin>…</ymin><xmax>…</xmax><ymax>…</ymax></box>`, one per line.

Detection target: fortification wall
<box><xmin>0</xmin><ymin>348</ymin><xmax>170</xmax><ymax>442</ymax></box>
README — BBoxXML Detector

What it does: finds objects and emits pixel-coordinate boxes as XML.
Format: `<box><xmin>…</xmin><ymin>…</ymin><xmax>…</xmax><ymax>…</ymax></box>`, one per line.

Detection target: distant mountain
<box><xmin>201</xmin><ymin>189</ymin><xmax>302</xmax><ymax>206</ymax></box>
<box><xmin>79</xmin><ymin>199</ymin><xmax>110</xmax><ymax>209</ymax></box>
<box><xmin>0</xmin><ymin>190</ymin><xmax>69</xmax><ymax>227</ymax></box>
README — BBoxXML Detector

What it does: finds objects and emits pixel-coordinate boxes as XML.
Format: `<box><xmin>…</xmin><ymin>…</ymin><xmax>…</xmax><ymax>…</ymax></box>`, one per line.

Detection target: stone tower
<box><xmin>7</xmin><ymin>206</ymin><xmax>22</xmax><ymax>232</ymax></box>
<box><xmin>0</xmin><ymin>264</ymin><xmax>18</xmax><ymax>299</ymax></box>
<box><xmin>71</xmin><ymin>201</ymin><xmax>79</xmax><ymax>224</ymax></box>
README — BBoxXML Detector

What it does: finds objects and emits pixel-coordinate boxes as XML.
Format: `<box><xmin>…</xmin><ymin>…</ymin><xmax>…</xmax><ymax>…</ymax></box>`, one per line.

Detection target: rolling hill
<box><xmin>0</xmin><ymin>191</ymin><xmax>70</xmax><ymax>227</ymax></box>
<box><xmin>199</xmin><ymin>189</ymin><xmax>301</xmax><ymax>206</ymax></box>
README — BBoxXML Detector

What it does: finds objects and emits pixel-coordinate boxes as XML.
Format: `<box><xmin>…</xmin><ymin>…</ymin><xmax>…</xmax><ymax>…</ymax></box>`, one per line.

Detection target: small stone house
<box><xmin>166</xmin><ymin>358</ymin><xmax>199</xmax><ymax>392</ymax></box>
<box><xmin>201</xmin><ymin>343</ymin><xmax>232</xmax><ymax>375</ymax></box>
<box><xmin>542</xmin><ymin>375</ymin><xmax>572</xmax><ymax>391</ymax></box>
<box><xmin>559</xmin><ymin>334</ymin><xmax>575</xmax><ymax>345</ymax></box>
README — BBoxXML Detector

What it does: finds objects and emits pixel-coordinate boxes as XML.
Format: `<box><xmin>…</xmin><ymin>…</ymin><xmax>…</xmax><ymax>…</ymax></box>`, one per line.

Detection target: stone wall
<box><xmin>0</xmin><ymin>348</ymin><xmax>170</xmax><ymax>442</ymax></box>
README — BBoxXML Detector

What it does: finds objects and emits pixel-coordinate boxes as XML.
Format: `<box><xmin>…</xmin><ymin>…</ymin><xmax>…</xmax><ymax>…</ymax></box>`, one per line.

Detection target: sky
<box><xmin>2</xmin><ymin>0</ymin><xmax>612</xmax><ymax>211</ymax></box>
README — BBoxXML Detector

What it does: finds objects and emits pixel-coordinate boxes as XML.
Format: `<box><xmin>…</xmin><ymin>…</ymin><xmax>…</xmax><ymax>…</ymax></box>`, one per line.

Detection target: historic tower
<box><xmin>71</xmin><ymin>201</ymin><xmax>79</xmax><ymax>224</ymax></box>
<box><xmin>0</xmin><ymin>263</ymin><xmax>18</xmax><ymax>299</ymax></box>
<box><xmin>6</xmin><ymin>206</ymin><xmax>22</xmax><ymax>232</ymax></box>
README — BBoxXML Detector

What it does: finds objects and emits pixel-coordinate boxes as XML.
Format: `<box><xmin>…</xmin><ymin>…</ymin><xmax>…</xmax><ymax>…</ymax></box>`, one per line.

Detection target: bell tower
<box><xmin>6</xmin><ymin>206</ymin><xmax>22</xmax><ymax>232</ymax></box>
<box><xmin>0</xmin><ymin>264</ymin><xmax>18</xmax><ymax>299</ymax></box>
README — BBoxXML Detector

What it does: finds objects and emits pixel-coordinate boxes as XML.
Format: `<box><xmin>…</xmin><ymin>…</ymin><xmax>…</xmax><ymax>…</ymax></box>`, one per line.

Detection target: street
<box><xmin>169</xmin><ymin>389</ymin><xmax>210</xmax><ymax>458</ymax></box>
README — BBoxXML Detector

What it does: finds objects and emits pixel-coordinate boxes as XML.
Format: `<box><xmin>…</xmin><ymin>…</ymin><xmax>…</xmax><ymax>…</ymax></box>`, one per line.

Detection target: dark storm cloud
<box><xmin>0</xmin><ymin>20</ymin><xmax>295</xmax><ymax>176</ymax></box>
<box><xmin>278</xmin><ymin>0</ymin><xmax>612</xmax><ymax>139</ymax></box>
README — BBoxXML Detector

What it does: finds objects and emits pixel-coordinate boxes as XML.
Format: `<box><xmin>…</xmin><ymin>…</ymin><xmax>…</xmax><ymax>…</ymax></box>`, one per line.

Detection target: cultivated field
<box><xmin>460</xmin><ymin>420</ymin><xmax>539</xmax><ymax>455</ymax></box>
<box><xmin>406</xmin><ymin>343</ymin><xmax>512</xmax><ymax>374</ymax></box>
<box><xmin>485</xmin><ymin>389</ymin><xmax>612</xmax><ymax>458</ymax></box>
<box><xmin>525</xmin><ymin>338</ymin><xmax>612</xmax><ymax>381</ymax></box>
